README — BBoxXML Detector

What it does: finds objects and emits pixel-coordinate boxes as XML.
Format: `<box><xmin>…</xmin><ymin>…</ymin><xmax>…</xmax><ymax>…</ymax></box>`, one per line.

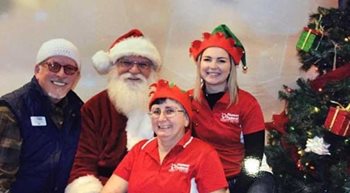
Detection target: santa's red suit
<box><xmin>65</xmin><ymin>28</ymin><xmax>161</xmax><ymax>193</ymax></box>
<box><xmin>65</xmin><ymin>90</ymin><xmax>153</xmax><ymax>193</ymax></box>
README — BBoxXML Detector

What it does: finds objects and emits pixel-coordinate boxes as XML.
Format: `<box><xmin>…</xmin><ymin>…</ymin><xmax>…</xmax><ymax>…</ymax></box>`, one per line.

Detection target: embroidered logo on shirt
<box><xmin>220</xmin><ymin>113</ymin><xmax>239</xmax><ymax>123</ymax></box>
<box><xmin>169</xmin><ymin>163</ymin><xmax>190</xmax><ymax>173</ymax></box>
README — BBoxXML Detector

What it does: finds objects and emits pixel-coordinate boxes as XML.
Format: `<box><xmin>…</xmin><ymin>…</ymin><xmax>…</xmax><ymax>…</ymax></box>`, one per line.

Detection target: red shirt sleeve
<box><xmin>114</xmin><ymin>141</ymin><xmax>144</xmax><ymax>181</ymax></box>
<box><xmin>240</xmin><ymin>94</ymin><xmax>265</xmax><ymax>135</ymax></box>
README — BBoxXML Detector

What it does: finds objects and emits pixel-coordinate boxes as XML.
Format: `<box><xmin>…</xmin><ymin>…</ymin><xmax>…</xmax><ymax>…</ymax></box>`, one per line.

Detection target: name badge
<box><xmin>30</xmin><ymin>116</ymin><xmax>47</xmax><ymax>126</ymax></box>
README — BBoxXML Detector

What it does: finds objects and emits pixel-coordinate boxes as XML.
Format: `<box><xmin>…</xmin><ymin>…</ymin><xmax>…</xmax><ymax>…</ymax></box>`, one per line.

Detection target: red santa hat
<box><xmin>92</xmin><ymin>29</ymin><xmax>161</xmax><ymax>74</ymax></box>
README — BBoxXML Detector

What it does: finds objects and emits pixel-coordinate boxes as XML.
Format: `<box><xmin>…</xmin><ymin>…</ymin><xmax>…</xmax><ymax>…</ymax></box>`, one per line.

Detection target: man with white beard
<box><xmin>65</xmin><ymin>29</ymin><xmax>161</xmax><ymax>193</ymax></box>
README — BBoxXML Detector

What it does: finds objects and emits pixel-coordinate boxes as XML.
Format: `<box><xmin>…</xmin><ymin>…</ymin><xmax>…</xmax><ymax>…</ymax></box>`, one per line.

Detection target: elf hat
<box><xmin>189</xmin><ymin>24</ymin><xmax>247</xmax><ymax>70</ymax></box>
<box><xmin>36</xmin><ymin>38</ymin><xmax>81</xmax><ymax>69</ymax></box>
<box><xmin>92</xmin><ymin>29</ymin><xmax>161</xmax><ymax>74</ymax></box>
<box><xmin>149</xmin><ymin>79</ymin><xmax>193</xmax><ymax>120</ymax></box>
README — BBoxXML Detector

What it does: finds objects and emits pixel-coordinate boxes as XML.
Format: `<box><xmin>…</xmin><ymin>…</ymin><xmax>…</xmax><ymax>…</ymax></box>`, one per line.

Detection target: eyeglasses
<box><xmin>149</xmin><ymin>107</ymin><xmax>185</xmax><ymax>119</ymax></box>
<box><xmin>117</xmin><ymin>59</ymin><xmax>152</xmax><ymax>71</ymax></box>
<box><xmin>41</xmin><ymin>61</ymin><xmax>78</xmax><ymax>75</ymax></box>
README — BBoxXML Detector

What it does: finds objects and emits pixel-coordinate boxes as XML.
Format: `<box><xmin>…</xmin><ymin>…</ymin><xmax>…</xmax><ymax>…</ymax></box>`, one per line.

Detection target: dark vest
<box><xmin>0</xmin><ymin>77</ymin><xmax>83</xmax><ymax>193</ymax></box>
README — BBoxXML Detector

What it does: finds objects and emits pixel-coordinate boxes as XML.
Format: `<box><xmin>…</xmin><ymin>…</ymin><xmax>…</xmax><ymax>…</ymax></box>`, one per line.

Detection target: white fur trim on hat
<box><xmin>64</xmin><ymin>175</ymin><xmax>103</xmax><ymax>193</ymax></box>
<box><xmin>125</xmin><ymin>109</ymin><xmax>154</xmax><ymax>150</ymax></box>
<box><xmin>92</xmin><ymin>50</ymin><xmax>113</xmax><ymax>74</ymax></box>
<box><xmin>110</xmin><ymin>36</ymin><xmax>161</xmax><ymax>69</ymax></box>
<box><xmin>92</xmin><ymin>36</ymin><xmax>161</xmax><ymax>75</ymax></box>
<box><xmin>36</xmin><ymin>38</ymin><xmax>81</xmax><ymax>69</ymax></box>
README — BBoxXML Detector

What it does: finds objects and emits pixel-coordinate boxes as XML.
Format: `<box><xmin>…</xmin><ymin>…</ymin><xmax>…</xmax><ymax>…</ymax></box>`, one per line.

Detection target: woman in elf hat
<box><xmin>101</xmin><ymin>79</ymin><xmax>228</xmax><ymax>193</ymax></box>
<box><xmin>189</xmin><ymin>24</ymin><xmax>275</xmax><ymax>193</ymax></box>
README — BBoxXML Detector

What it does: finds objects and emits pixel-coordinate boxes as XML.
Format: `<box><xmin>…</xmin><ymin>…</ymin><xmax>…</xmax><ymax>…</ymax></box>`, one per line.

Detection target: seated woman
<box><xmin>101</xmin><ymin>79</ymin><xmax>228</xmax><ymax>193</ymax></box>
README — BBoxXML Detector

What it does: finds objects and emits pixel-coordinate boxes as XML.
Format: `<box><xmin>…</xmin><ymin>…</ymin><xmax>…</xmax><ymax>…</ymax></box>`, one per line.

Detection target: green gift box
<box><xmin>296</xmin><ymin>27</ymin><xmax>321</xmax><ymax>52</ymax></box>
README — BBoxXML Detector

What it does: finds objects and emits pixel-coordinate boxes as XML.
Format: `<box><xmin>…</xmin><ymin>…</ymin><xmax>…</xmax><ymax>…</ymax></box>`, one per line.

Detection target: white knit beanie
<box><xmin>36</xmin><ymin>38</ymin><xmax>81</xmax><ymax>69</ymax></box>
<box><xmin>92</xmin><ymin>29</ymin><xmax>161</xmax><ymax>75</ymax></box>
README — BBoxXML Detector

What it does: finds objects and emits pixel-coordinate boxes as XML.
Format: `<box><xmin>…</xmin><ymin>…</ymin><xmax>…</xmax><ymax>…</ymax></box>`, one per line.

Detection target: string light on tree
<box><xmin>344</xmin><ymin>36</ymin><xmax>350</xmax><ymax>42</ymax></box>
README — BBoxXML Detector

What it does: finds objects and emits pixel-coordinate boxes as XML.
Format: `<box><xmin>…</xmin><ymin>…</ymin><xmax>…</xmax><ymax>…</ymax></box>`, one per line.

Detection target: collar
<box><xmin>200</xmin><ymin>87</ymin><xmax>231</xmax><ymax>105</ymax></box>
<box><xmin>141</xmin><ymin>130</ymin><xmax>194</xmax><ymax>151</ymax></box>
<box><xmin>31</xmin><ymin>76</ymin><xmax>46</xmax><ymax>96</ymax></box>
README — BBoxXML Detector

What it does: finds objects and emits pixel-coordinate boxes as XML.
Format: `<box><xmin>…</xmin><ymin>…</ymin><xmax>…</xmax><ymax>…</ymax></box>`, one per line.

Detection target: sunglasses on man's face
<box><xmin>41</xmin><ymin>61</ymin><xmax>78</xmax><ymax>75</ymax></box>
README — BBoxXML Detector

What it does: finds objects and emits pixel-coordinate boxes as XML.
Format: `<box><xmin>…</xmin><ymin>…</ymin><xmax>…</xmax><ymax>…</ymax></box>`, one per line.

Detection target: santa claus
<box><xmin>65</xmin><ymin>29</ymin><xmax>161</xmax><ymax>193</ymax></box>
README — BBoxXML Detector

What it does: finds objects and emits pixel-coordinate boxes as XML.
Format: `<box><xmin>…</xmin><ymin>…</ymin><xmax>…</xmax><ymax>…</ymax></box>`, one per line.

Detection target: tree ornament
<box><xmin>296</xmin><ymin>27</ymin><xmax>323</xmax><ymax>52</ymax></box>
<box><xmin>304</xmin><ymin>136</ymin><xmax>331</xmax><ymax>155</ymax></box>
<box><xmin>324</xmin><ymin>101</ymin><xmax>350</xmax><ymax>137</ymax></box>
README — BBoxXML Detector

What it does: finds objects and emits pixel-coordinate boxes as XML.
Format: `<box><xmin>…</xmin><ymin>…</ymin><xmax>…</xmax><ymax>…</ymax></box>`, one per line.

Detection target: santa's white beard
<box><xmin>107</xmin><ymin>71</ymin><xmax>157</xmax><ymax>115</ymax></box>
<box><xmin>107</xmin><ymin>71</ymin><xmax>157</xmax><ymax>150</ymax></box>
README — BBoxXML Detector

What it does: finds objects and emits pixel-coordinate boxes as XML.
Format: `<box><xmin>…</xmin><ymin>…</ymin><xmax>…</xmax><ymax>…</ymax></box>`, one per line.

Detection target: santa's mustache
<box><xmin>109</xmin><ymin>72</ymin><xmax>147</xmax><ymax>83</ymax></box>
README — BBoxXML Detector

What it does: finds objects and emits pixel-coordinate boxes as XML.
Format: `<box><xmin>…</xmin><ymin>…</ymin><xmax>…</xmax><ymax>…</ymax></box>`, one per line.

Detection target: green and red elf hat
<box><xmin>189</xmin><ymin>24</ymin><xmax>247</xmax><ymax>71</ymax></box>
<box><xmin>149</xmin><ymin>79</ymin><xmax>193</xmax><ymax>120</ymax></box>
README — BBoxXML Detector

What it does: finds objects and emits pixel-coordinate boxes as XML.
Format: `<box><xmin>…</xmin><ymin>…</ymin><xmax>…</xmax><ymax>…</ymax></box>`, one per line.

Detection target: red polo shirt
<box><xmin>115</xmin><ymin>131</ymin><xmax>227</xmax><ymax>193</ymax></box>
<box><xmin>191</xmin><ymin>89</ymin><xmax>265</xmax><ymax>177</ymax></box>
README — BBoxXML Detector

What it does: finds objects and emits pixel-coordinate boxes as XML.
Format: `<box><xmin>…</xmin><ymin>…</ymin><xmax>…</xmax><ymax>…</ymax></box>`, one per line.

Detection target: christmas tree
<box><xmin>265</xmin><ymin>2</ymin><xmax>350</xmax><ymax>193</ymax></box>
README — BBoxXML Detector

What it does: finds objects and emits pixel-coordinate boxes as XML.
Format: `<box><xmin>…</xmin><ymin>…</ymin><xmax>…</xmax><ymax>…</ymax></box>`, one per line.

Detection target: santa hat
<box><xmin>36</xmin><ymin>38</ymin><xmax>81</xmax><ymax>69</ymax></box>
<box><xmin>149</xmin><ymin>79</ymin><xmax>193</xmax><ymax>120</ymax></box>
<box><xmin>189</xmin><ymin>24</ymin><xmax>247</xmax><ymax>71</ymax></box>
<box><xmin>92</xmin><ymin>29</ymin><xmax>161</xmax><ymax>74</ymax></box>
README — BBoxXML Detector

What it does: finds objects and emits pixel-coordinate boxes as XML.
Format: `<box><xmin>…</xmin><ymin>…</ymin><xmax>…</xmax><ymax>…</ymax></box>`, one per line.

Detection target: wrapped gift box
<box><xmin>296</xmin><ymin>27</ymin><xmax>322</xmax><ymax>52</ymax></box>
<box><xmin>324</xmin><ymin>106</ymin><xmax>350</xmax><ymax>137</ymax></box>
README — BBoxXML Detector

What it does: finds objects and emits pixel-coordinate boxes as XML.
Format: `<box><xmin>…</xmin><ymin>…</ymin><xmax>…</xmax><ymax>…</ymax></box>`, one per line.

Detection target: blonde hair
<box><xmin>193</xmin><ymin>53</ymin><xmax>239</xmax><ymax>107</ymax></box>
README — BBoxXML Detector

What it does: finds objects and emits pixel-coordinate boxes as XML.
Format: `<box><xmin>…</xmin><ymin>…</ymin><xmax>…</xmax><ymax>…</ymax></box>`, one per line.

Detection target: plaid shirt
<box><xmin>0</xmin><ymin>106</ymin><xmax>22</xmax><ymax>193</ymax></box>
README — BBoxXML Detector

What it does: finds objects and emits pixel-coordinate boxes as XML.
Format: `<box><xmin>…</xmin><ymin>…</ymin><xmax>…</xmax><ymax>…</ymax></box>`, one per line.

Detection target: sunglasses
<box><xmin>41</xmin><ymin>61</ymin><xmax>78</xmax><ymax>75</ymax></box>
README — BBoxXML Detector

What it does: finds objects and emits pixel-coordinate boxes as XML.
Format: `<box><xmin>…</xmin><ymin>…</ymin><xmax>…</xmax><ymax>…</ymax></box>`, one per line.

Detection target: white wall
<box><xmin>0</xmin><ymin>0</ymin><xmax>338</xmax><ymax>121</ymax></box>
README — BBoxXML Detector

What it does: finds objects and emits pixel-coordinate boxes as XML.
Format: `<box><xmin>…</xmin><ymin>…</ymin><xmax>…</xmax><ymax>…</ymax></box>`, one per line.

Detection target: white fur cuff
<box><xmin>65</xmin><ymin>175</ymin><xmax>103</xmax><ymax>193</ymax></box>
